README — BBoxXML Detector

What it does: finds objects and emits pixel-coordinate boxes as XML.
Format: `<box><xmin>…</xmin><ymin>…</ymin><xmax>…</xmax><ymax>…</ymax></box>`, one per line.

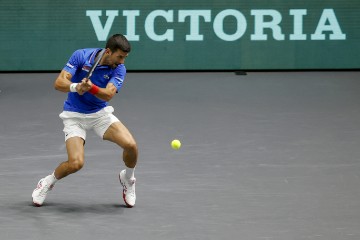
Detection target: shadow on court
<box><xmin>8</xmin><ymin>201</ymin><xmax>126</xmax><ymax>215</ymax></box>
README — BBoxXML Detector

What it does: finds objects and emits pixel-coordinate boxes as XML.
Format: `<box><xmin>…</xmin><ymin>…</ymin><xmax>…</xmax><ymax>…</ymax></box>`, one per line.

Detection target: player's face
<box><xmin>106</xmin><ymin>49</ymin><xmax>129</xmax><ymax>69</ymax></box>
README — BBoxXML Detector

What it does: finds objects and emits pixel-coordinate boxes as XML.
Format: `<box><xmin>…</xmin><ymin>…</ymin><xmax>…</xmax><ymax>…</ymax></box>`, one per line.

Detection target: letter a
<box><xmin>311</xmin><ymin>9</ymin><xmax>346</xmax><ymax>40</ymax></box>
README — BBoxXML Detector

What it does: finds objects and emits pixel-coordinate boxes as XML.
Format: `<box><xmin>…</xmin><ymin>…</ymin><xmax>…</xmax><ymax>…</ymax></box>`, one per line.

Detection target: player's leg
<box><xmin>102</xmin><ymin>121</ymin><xmax>138</xmax><ymax>207</ymax></box>
<box><xmin>54</xmin><ymin>113</ymin><xmax>87</xmax><ymax>179</ymax></box>
<box><xmin>103</xmin><ymin>121</ymin><xmax>138</xmax><ymax>168</ymax></box>
<box><xmin>32</xmin><ymin>114</ymin><xmax>86</xmax><ymax>206</ymax></box>
<box><xmin>54</xmin><ymin>136</ymin><xmax>85</xmax><ymax>179</ymax></box>
<box><xmin>32</xmin><ymin>137</ymin><xmax>85</xmax><ymax>206</ymax></box>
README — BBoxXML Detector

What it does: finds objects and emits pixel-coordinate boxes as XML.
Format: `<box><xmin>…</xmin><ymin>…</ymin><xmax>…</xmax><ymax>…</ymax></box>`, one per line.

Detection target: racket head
<box><xmin>86</xmin><ymin>49</ymin><xmax>106</xmax><ymax>80</ymax></box>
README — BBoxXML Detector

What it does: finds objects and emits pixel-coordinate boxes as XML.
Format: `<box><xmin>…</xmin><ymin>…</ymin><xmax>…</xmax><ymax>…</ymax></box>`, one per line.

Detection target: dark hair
<box><xmin>106</xmin><ymin>34</ymin><xmax>131</xmax><ymax>53</ymax></box>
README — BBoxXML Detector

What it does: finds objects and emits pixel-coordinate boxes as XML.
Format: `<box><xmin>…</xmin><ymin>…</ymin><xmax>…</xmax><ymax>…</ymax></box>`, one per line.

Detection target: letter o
<box><xmin>213</xmin><ymin>9</ymin><xmax>247</xmax><ymax>41</ymax></box>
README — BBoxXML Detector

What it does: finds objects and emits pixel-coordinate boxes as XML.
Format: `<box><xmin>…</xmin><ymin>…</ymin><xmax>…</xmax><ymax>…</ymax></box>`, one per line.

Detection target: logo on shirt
<box><xmin>103</xmin><ymin>74</ymin><xmax>110</xmax><ymax>79</ymax></box>
<box><xmin>115</xmin><ymin>77</ymin><xmax>124</xmax><ymax>84</ymax></box>
<box><xmin>82</xmin><ymin>66</ymin><xmax>90</xmax><ymax>72</ymax></box>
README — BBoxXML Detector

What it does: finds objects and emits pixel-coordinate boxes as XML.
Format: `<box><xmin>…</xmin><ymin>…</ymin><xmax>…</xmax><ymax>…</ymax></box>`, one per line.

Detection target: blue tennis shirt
<box><xmin>62</xmin><ymin>48</ymin><xmax>126</xmax><ymax>114</ymax></box>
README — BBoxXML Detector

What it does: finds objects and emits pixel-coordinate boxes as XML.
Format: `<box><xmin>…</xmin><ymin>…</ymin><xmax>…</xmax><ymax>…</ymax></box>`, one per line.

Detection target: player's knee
<box><xmin>124</xmin><ymin>140</ymin><xmax>137</xmax><ymax>154</ymax></box>
<box><xmin>68</xmin><ymin>156</ymin><xmax>84</xmax><ymax>173</ymax></box>
<box><xmin>69</xmin><ymin>161</ymin><xmax>84</xmax><ymax>173</ymax></box>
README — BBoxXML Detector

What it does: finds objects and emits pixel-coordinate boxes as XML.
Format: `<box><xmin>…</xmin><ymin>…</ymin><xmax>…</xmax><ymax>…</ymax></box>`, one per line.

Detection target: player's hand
<box><xmin>78</xmin><ymin>78</ymin><xmax>92</xmax><ymax>94</ymax></box>
<box><xmin>75</xmin><ymin>82</ymin><xmax>86</xmax><ymax>95</ymax></box>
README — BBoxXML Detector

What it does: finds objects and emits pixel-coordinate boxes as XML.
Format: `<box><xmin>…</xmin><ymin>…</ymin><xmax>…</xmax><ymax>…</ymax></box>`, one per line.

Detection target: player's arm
<box><xmin>81</xmin><ymin>67</ymin><xmax>124</xmax><ymax>101</ymax></box>
<box><xmin>82</xmin><ymin>79</ymin><xmax>117</xmax><ymax>102</ymax></box>
<box><xmin>54</xmin><ymin>70</ymin><xmax>73</xmax><ymax>92</ymax></box>
<box><xmin>55</xmin><ymin>49</ymin><xmax>86</xmax><ymax>93</ymax></box>
<box><xmin>54</xmin><ymin>70</ymin><xmax>84</xmax><ymax>94</ymax></box>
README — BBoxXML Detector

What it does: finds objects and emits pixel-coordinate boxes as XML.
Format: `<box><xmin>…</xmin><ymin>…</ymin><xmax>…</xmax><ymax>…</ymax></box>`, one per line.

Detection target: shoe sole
<box><xmin>119</xmin><ymin>174</ymin><xmax>134</xmax><ymax>208</ymax></box>
<box><xmin>32</xmin><ymin>200</ymin><xmax>42</xmax><ymax>207</ymax></box>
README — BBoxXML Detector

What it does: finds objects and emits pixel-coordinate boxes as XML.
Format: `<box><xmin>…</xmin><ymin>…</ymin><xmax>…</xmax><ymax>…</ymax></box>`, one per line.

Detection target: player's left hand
<box><xmin>79</xmin><ymin>78</ymin><xmax>93</xmax><ymax>93</ymax></box>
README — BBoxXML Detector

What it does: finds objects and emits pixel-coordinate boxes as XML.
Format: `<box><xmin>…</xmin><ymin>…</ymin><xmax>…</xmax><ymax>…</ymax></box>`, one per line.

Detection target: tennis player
<box><xmin>32</xmin><ymin>34</ymin><xmax>138</xmax><ymax>208</ymax></box>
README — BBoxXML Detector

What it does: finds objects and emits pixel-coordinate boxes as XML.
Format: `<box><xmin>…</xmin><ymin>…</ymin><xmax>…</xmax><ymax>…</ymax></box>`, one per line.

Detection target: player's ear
<box><xmin>105</xmin><ymin>48</ymin><xmax>112</xmax><ymax>55</ymax></box>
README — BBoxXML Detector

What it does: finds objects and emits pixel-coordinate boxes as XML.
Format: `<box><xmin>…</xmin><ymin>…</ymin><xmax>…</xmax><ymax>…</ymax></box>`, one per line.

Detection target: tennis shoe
<box><xmin>32</xmin><ymin>178</ymin><xmax>54</xmax><ymax>207</ymax></box>
<box><xmin>119</xmin><ymin>170</ymin><xmax>136</xmax><ymax>208</ymax></box>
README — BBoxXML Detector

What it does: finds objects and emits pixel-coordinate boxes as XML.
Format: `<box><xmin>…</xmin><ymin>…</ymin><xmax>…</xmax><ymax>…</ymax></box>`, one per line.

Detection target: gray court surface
<box><xmin>0</xmin><ymin>71</ymin><xmax>360</xmax><ymax>240</ymax></box>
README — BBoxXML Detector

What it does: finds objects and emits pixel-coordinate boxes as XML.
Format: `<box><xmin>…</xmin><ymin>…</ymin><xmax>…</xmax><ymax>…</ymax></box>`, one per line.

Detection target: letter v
<box><xmin>86</xmin><ymin>10</ymin><xmax>119</xmax><ymax>41</ymax></box>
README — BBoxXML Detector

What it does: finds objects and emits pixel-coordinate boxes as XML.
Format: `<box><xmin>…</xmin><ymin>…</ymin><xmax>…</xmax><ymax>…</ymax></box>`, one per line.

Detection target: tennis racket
<box><xmin>86</xmin><ymin>49</ymin><xmax>106</xmax><ymax>81</ymax></box>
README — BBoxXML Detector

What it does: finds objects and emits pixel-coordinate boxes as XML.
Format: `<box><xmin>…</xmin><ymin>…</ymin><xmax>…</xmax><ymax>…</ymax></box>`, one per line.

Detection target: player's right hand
<box><xmin>76</xmin><ymin>79</ymin><xmax>91</xmax><ymax>95</ymax></box>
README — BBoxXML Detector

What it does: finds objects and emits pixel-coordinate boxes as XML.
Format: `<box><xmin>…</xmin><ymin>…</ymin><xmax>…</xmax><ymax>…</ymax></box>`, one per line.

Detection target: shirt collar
<box><xmin>88</xmin><ymin>48</ymin><xmax>103</xmax><ymax>65</ymax></box>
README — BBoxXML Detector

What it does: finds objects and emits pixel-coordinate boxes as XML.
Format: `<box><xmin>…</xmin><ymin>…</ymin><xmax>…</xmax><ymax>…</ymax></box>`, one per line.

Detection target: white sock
<box><xmin>125</xmin><ymin>167</ymin><xmax>135</xmax><ymax>179</ymax></box>
<box><xmin>45</xmin><ymin>172</ymin><xmax>58</xmax><ymax>185</ymax></box>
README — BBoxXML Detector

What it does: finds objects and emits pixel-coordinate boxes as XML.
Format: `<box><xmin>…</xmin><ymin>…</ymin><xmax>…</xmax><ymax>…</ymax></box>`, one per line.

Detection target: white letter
<box><xmin>86</xmin><ymin>10</ymin><xmax>119</xmax><ymax>41</ymax></box>
<box><xmin>178</xmin><ymin>10</ymin><xmax>211</xmax><ymax>41</ymax></box>
<box><xmin>123</xmin><ymin>10</ymin><xmax>140</xmax><ymax>41</ymax></box>
<box><xmin>311</xmin><ymin>9</ymin><xmax>346</xmax><ymax>40</ymax></box>
<box><xmin>213</xmin><ymin>9</ymin><xmax>247</xmax><ymax>41</ymax></box>
<box><xmin>251</xmin><ymin>10</ymin><xmax>285</xmax><ymax>40</ymax></box>
<box><xmin>145</xmin><ymin>10</ymin><xmax>174</xmax><ymax>41</ymax></box>
<box><xmin>290</xmin><ymin>9</ymin><xmax>307</xmax><ymax>40</ymax></box>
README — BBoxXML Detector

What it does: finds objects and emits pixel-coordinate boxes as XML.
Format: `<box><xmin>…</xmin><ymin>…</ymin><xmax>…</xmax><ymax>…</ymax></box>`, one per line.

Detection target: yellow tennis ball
<box><xmin>171</xmin><ymin>139</ymin><xmax>181</xmax><ymax>150</ymax></box>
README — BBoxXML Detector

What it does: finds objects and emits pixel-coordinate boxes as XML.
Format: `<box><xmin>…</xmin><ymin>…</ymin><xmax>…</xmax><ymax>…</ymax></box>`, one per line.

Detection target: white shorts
<box><xmin>59</xmin><ymin>106</ymin><xmax>120</xmax><ymax>141</ymax></box>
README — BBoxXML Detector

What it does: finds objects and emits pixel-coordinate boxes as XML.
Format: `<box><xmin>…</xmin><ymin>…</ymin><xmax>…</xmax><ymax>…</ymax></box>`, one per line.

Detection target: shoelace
<box><xmin>125</xmin><ymin>179</ymin><xmax>136</xmax><ymax>196</ymax></box>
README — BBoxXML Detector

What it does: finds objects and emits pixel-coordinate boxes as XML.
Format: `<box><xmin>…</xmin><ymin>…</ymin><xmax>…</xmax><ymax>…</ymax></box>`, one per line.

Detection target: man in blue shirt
<box><xmin>32</xmin><ymin>34</ymin><xmax>138</xmax><ymax>208</ymax></box>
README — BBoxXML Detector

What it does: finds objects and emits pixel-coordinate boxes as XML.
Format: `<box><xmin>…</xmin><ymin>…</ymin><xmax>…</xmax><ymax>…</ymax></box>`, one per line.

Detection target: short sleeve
<box><xmin>109</xmin><ymin>64</ymin><xmax>126</xmax><ymax>92</ymax></box>
<box><xmin>63</xmin><ymin>49</ymin><xmax>85</xmax><ymax>76</ymax></box>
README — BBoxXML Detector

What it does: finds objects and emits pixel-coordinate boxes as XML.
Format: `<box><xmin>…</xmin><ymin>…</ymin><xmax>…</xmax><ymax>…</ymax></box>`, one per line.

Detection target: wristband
<box><xmin>70</xmin><ymin>83</ymin><xmax>78</xmax><ymax>92</ymax></box>
<box><xmin>89</xmin><ymin>84</ymin><xmax>100</xmax><ymax>95</ymax></box>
